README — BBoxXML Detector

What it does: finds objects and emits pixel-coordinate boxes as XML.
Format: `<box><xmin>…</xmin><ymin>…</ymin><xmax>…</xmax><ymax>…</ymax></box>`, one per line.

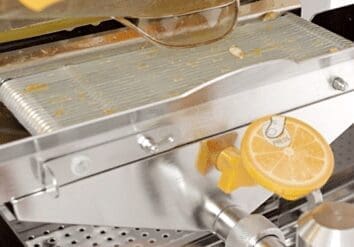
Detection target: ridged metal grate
<box><xmin>0</xmin><ymin>14</ymin><xmax>352</xmax><ymax>135</ymax></box>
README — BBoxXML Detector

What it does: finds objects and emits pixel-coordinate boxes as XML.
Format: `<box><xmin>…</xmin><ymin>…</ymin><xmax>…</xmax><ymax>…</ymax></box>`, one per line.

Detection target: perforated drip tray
<box><xmin>22</xmin><ymin>225</ymin><xmax>209</xmax><ymax>247</ymax></box>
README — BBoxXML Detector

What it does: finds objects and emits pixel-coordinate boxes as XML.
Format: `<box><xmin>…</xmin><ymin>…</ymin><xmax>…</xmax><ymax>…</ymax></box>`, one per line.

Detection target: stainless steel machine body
<box><xmin>0</xmin><ymin>1</ymin><xmax>353</xmax><ymax>247</ymax></box>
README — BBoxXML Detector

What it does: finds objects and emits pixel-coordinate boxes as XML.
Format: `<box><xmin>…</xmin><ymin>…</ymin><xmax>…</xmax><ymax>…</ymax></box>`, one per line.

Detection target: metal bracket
<box><xmin>10</xmin><ymin>158</ymin><xmax>59</xmax><ymax>221</ymax></box>
<box><xmin>32</xmin><ymin>140</ymin><xmax>60</xmax><ymax>199</ymax></box>
<box><xmin>38</xmin><ymin>159</ymin><xmax>60</xmax><ymax>199</ymax></box>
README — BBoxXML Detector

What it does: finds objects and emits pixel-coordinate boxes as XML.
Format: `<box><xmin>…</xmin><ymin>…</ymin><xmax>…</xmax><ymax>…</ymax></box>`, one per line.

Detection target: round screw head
<box><xmin>71</xmin><ymin>156</ymin><xmax>91</xmax><ymax>176</ymax></box>
<box><xmin>332</xmin><ymin>77</ymin><xmax>348</xmax><ymax>92</ymax></box>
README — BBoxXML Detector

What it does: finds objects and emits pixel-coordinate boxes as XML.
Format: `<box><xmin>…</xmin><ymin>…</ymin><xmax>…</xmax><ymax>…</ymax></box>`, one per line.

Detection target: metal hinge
<box><xmin>11</xmin><ymin>140</ymin><xmax>60</xmax><ymax>206</ymax></box>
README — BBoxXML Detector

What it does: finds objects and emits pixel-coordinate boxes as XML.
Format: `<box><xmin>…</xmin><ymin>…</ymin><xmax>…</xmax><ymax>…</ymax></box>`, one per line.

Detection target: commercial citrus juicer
<box><xmin>0</xmin><ymin>0</ymin><xmax>354</xmax><ymax>246</ymax></box>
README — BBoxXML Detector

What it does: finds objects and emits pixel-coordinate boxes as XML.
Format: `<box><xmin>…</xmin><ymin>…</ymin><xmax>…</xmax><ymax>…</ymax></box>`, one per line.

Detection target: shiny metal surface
<box><xmin>24</xmin><ymin>224</ymin><xmax>199</xmax><ymax>247</ymax></box>
<box><xmin>255</xmin><ymin>236</ymin><xmax>285</xmax><ymax>247</ymax></box>
<box><xmin>0</xmin><ymin>12</ymin><xmax>352</xmax><ymax>236</ymax></box>
<box><xmin>6</xmin><ymin>125</ymin><xmax>351</xmax><ymax>247</ymax></box>
<box><xmin>0</xmin><ymin>58</ymin><xmax>351</xmax><ymax>203</ymax></box>
<box><xmin>213</xmin><ymin>206</ymin><xmax>248</xmax><ymax>238</ymax></box>
<box><xmin>10</xmin><ymin>175</ymin><xmax>353</xmax><ymax>247</ymax></box>
<box><xmin>300</xmin><ymin>0</ymin><xmax>354</xmax><ymax>20</ymax></box>
<box><xmin>11</xmin><ymin>131</ymin><xmax>273</xmax><ymax>230</ymax></box>
<box><xmin>0</xmin><ymin>14</ymin><xmax>352</xmax><ymax>209</ymax></box>
<box><xmin>225</xmin><ymin>215</ymin><xmax>284</xmax><ymax>247</ymax></box>
<box><xmin>332</xmin><ymin>77</ymin><xmax>349</xmax><ymax>92</ymax></box>
<box><xmin>0</xmin><ymin>3</ymin><xmax>352</xmax><ymax>246</ymax></box>
<box><xmin>297</xmin><ymin>202</ymin><xmax>354</xmax><ymax>247</ymax></box>
<box><xmin>281</xmin><ymin>182</ymin><xmax>354</xmax><ymax>247</ymax></box>
<box><xmin>9</xmin><ymin>91</ymin><xmax>354</xmax><ymax>229</ymax></box>
<box><xmin>0</xmin><ymin>51</ymin><xmax>353</xmax><ymax>228</ymax></box>
<box><xmin>206</xmin><ymin>200</ymin><xmax>286</xmax><ymax>247</ymax></box>
<box><xmin>1</xmin><ymin>14</ymin><xmax>352</xmax><ymax>135</ymax></box>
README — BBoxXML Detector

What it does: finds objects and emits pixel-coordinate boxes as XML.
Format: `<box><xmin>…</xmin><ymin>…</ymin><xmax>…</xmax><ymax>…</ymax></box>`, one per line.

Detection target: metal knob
<box><xmin>297</xmin><ymin>202</ymin><xmax>354</xmax><ymax>247</ymax></box>
<box><xmin>331</xmin><ymin>77</ymin><xmax>348</xmax><ymax>92</ymax></box>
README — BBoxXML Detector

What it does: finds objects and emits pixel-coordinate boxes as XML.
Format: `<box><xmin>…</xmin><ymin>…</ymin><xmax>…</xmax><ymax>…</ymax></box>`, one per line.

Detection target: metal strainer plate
<box><xmin>24</xmin><ymin>225</ymin><xmax>201</xmax><ymax>247</ymax></box>
<box><xmin>20</xmin><ymin>222</ymin><xmax>221</xmax><ymax>247</ymax></box>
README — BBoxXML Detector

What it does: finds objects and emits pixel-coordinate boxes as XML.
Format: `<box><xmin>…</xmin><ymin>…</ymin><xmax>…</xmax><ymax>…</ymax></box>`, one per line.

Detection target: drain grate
<box><xmin>1</xmin><ymin>14</ymin><xmax>352</xmax><ymax>135</ymax></box>
<box><xmin>25</xmin><ymin>225</ymin><xmax>195</xmax><ymax>247</ymax></box>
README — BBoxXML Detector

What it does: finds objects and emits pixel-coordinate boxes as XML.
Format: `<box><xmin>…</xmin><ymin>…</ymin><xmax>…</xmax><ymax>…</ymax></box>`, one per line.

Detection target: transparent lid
<box><xmin>1</xmin><ymin>0</ymin><xmax>238</xmax><ymax>47</ymax></box>
<box><xmin>1</xmin><ymin>0</ymin><xmax>235</xmax><ymax>19</ymax></box>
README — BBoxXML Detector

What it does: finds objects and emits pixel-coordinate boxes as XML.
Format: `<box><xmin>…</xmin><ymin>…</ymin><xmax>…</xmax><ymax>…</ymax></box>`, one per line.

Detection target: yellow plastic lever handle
<box><xmin>216</xmin><ymin>147</ymin><xmax>255</xmax><ymax>193</ymax></box>
<box><xmin>196</xmin><ymin>133</ymin><xmax>238</xmax><ymax>175</ymax></box>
